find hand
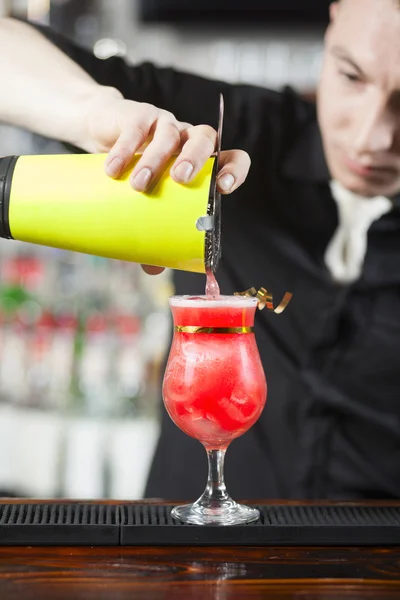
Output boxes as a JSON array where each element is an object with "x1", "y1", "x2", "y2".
[
  {"x1": 85, "y1": 90, "x2": 250, "y2": 193},
  {"x1": 84, "y1": 88, "x2": 251, "y2": 275}
]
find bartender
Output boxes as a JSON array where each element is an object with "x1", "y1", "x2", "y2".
[{"x1": 0, "y1": 0, "x2": 399, "y2": 500}]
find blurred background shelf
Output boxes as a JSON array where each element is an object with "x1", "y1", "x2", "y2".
[{"x1": 0, "y1": 242, "x2": 170, "y2": 498}]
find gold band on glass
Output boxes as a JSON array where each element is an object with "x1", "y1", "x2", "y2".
[{"x1": 174, "y1": 326, "x2": 254, "y2": 334}]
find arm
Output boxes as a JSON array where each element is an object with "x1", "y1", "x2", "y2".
[
  {"x1": 22, "y1": 21, "x2": 235, "y2": 131},
  {"x1": 0, "y1": 18, "x2": 120, "y2": 151},
  {"x1": 0, "y1": 18, "x2": 249, "y2": 196}
]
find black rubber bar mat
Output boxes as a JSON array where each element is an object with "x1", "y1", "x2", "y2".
[
  {"x1": 1, "y1": 503, "x2": 400, "y2": 545},
  {"x1": 120, "y1": 504, "x2": 400, "y2": 546},
  {"x1": 0, "y1": 503, "x2": 119, "y2": 545}
]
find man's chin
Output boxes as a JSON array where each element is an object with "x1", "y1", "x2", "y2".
[
  {"x1": 340, "y1": 178, "x2": 378, "y2": 197},
  {"x1": 334, "y1": 171, "x2": 399, "y2": 198}
]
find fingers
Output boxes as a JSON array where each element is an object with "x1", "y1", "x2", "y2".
[
  {"x1": 216, "y1": 149, "x2": 251, "y2": 194},
  {"x1": 104, "y1": 103, "x2": 159, "y2": 179},
  {"x1": 102, "y1": 100, "x2": 250, "y2": 196},
  {"x1": 129, "y1": 119, "x2": 181, "y2": 191},
  {"x1": 170, "y1": 124, "x2": 217, "y2": 184},
  {"x1": 141, "y1": 265, "x2": 165, "y2": 275}
]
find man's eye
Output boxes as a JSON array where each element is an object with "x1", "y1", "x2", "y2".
[{"x1": 341, "y1": 71, "x2": 360, "y2": 83}]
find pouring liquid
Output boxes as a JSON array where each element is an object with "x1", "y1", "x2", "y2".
[{"x1": 205, "y1": 268, "x2": 220, "y2": 299}]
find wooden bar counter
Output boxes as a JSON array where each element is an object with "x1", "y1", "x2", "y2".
[{"x1": 0, "y1": 499, "x2": 399, "y2": 599}]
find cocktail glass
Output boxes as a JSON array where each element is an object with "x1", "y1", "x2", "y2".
[{"x1": 162, "y1": 295, "x2": 267, "y2": 525}]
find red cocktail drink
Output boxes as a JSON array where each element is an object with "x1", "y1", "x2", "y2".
[{"x1": 164, "y1": 295, "x2": 266, "y2": 448}]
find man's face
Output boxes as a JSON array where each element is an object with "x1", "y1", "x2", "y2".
[{"x1": 317, "y1": 0, "x2": 400, "y2": 197}]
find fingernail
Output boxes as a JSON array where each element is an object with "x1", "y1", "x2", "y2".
[
  {"x1": 218, "y1": 173, "x2": 235, "y2": 192},
  {"x1": 105, "y1": 156, "x2": 123, "y2": 177},
  {"x1": 173, "y1": 161, "x2": 194, "y2": 183},
  {"x1": 132, "y1": 167, "x2": 152, "y2": 191}
]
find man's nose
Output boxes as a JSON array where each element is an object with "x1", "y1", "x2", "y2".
[{"x1": 353, "y1": 99, "x2": 394, "y2": 155}]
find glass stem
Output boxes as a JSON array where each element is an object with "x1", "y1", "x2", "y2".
[{"x1": 197, "y1": 448, "x2": 231, "y2": 507}]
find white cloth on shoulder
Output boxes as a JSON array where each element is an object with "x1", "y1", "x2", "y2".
[{"x1": 324, "y1": 180, "x2": 392, "y2": 284}]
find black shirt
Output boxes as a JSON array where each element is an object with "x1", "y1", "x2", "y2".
[{"x1": 35, "y1": 26, "x2": 400, "y2": 500}]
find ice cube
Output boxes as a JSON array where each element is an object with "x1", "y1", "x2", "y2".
[{"x1": 180, "y1": 414, "x2": 233, "y2": 444}]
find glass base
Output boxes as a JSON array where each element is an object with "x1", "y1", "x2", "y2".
[{"x1": 171, "y1": 498, "x2": 260, "y2": 526}]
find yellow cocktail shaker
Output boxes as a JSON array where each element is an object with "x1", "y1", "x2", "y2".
[{"x1": 0, "y1": 152, "x2": 221, "y2": 273}]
